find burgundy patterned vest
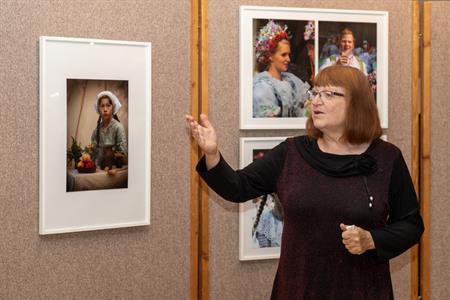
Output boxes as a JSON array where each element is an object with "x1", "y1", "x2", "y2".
[{"x1": 271, "y1": 138, "x2": 396, "y2": 300}]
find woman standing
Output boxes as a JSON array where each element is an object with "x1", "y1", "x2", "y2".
[
  {"x1": 186, "y1": 65, "x2": 423, "y2": 299},
  {"x1": 253, "y1": 20, "x2": 310, "y2": 118}
]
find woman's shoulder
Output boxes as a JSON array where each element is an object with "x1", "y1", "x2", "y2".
[
  {"x1": 372, "y1": 137, "x2": 400, "y2": 150},
  {"x1": 253, "y1": 71, "x2": 271, "y2": 82},
  {"x1": 281, "y1": 72, "x2": 300, "y2": 80},
  {"x1": 283, "y1": 135, "x2": 310, "y2": 150},
  {"x1": 368, "y1": 138, "x2": 402, "y2": 160},
  {"x1": 291, "y1": 135, "x2": 309, "y2": 142},
  {"x1": 281, "y1": 72, "x2": 310, "y2": 88},
  {"x1": 253, "y1": 71, "x2": 278, "y2": 92}
]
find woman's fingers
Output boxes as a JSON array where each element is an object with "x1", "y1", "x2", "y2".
[
  {"x1": 340, "y1": 223, "x2": 350, "y2": 232},
  {"x1": 199, "y1": 113, "x2": 212, "y2": 128},
  {"x1": 340, "y1": 223, "x2": 365, "y2": 255},
  {"x1": 185, "y1": 114, "x2": 195, "y2": 124},
  {"x1": 185, "y1": 115, "x2": 195, "y2": 131},
  {"x1": 186, "y1": 114, "x2": 218, "y2": 155},
  {"x1": 186, "y1": 116, "x2": 200, "y2": 145},
  {"x1": 186, "y1": 114, "x2": 209, "y2": 131},
  {"x1": 186, "y1": 115, "x2": 201, "y2": 135}
]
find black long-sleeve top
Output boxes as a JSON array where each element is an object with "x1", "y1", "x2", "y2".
[{"x1": 197, "y1": 136, "x2": 424, "y2": 263}]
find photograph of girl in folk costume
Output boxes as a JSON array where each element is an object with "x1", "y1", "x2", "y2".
[
  {"x1": 251, "y1": 149, "x2": 284, "y2": 249},
  {"x1": 252, "y1": 19, "x2": 311, "y2": 118},
  {"x1": 66, "y1": 79, "x2": 129, "y2": 192}
]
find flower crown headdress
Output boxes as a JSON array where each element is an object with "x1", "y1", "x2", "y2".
[{"x1": 255, "y1": 20, "x2": 290, "y2": 65}]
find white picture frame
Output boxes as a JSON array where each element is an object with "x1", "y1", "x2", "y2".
[
  {"x1": 240, "y1": 6, "x2": 388, "y2": 129},
  {"x1": 239, "y1": 137, "x2": 287, "y2": 260},
  {"x1": 39, "y1": 36, "x2": 151, "y2": 234}
]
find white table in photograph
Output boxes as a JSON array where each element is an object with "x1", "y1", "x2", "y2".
[{"x1": 67, "y1": 166, "x2": 128, "y2": 191}]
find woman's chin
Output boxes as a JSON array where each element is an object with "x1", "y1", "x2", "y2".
[
  {"x1": 276, "y1": 66, "x2": 288, "y2": 73},
  {"x1": 312, "y1": 119, "x2": 325, "y2": 130}
]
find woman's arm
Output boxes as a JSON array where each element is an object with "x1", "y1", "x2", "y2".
[
  {"x1": 195, "y1": 143, "x2": 287, "y2": 203},
  {"x1": 369, "y1": 153, "x2": 424, "y2": 262},
  {"x1": 186, "y1": 114, "x2": 287, "y2": 203}
]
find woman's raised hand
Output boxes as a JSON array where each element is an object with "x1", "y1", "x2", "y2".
[
  {"x1": 186, "y1": 114, "x2": 220, "y2": 169},
  {"x1": 186, "y1": 113, "x2": 218, "y2": 154}
]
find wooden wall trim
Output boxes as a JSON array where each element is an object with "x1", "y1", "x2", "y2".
[
  {"x1": 410, "y1": 1, "x2": 420, "y2": 299},
  {"x1": 190, "y1": 0, "x2": 200, "y2": 298},
  {"x1": 199, "y1": 1, "x2": 209, "y2": 299},
  {"x1": 420, "y1": 2, "x2": 431, "y2": 299},
  {"x1": 411, "y1": 1, "x2": 431, "y2": 299},
  {"x1": 191, "y1": 0, "x2": 209, "y2": 299}
]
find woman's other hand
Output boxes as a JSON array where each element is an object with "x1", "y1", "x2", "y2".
[
  {"x1": 186, "y1": 113, "x2": 220, "y2": 169},
  {"x1": 340, "y1": 223, "x2": 375, "y2": 255}
]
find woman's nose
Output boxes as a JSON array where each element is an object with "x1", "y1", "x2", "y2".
[{"x1": 311, "y1": 95, "x2": 322, "y2": 105}]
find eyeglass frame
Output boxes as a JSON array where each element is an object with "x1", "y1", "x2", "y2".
[{"x1": 307, "y1": 89, "x2": 345, "y2": 101}]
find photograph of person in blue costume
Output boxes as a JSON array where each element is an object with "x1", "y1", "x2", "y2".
[{"x1": 253, "y1": 19, "x2": 311, "y2": 118}]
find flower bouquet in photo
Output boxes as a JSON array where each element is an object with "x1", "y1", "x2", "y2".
[
  {"x1": 76, "y1": 153, "x2": 96, "y2": 173},
  {"x1": 67, "y1": 137, "x2": 97, "y2": 173}
]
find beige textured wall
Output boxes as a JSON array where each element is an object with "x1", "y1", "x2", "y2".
[
  {"x1": 208, "y1": 0, "x2": 415, "y2": 299},
  {"x1": 3, "y1": 1, "x2": 446, "y2": 299},
  {"x1": 430, "y1": 1, "x2": 450, "y2": 299},
  {"x1": 0, "y1": 1, "x2": 191, "y2": 299}
]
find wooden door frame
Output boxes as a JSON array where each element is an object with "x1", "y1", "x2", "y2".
[
  {"x1": 190, "y1": 0, "x2": 209, "y2": 299},
  {"x1": 411, "y1": 1, "x2": 430, "y2": 299}
]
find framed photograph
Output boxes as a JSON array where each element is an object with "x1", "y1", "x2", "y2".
[
  {"x1": 239, "y1": 137, "x2": 287, "y2": 260},
  {"x1": 240, "y1": 6, "x2": 388, "y2": 129},
  {"x1": 39, "y1": 36, "x2": 151, "y2": 234}
]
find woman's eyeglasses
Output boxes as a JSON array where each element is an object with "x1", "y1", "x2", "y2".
[{"x1": 307, "y1": 89, "x2": 345, "y2": 101}]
